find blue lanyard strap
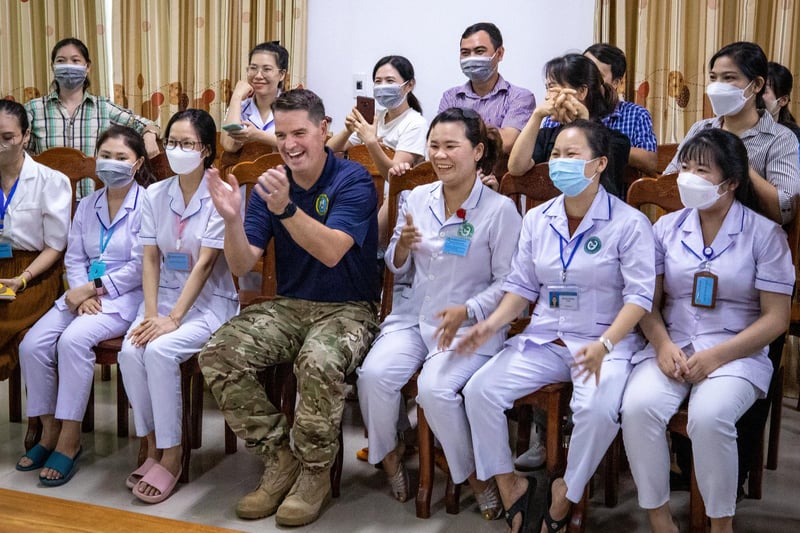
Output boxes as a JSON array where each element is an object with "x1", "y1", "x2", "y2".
[
  {"x1": 0, "y1": 178, "x2": 20, "y2": 229},
  {"x1": 558, "y1": 233, "x2": 584, "y2": 282}
]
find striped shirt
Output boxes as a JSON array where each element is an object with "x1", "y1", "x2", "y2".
[
  {"x1": 665, "y1": 111, "x2": 800, "y2": 224},
  {"x1": 24, "y1": 91, "x2": 154, "y2": 156},
  {"x1": 542, "y1": 100, "x2": 657, "y2": 152},
  {"x1": 437, "y1": 75, "x2": 535, "y2": 132}
]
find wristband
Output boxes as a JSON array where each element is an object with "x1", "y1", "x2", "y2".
[
  {"x1": 16, "y1": 275, "x2": 27, "y2": 292},
  {"x1": 168, "y1": 314, "x2": 181, "y2": 328}
]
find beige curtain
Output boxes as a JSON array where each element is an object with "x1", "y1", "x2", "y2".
[
  {"x1": 0, "y1": 0, "x2": 108, "y2": 103},
  {"x1": 596, "y1": 0, "x2": 800, "y2": 144},
  {"x1": 112, "y1": 0, "x2": 308, "y2": 129}
]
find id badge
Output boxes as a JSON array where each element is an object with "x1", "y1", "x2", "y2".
[
  {"x1": 546, "y1": 283, "x2": 579, "y2": 310},
  {"x1": 692, "y1": 271, "x2": 717, "y2": 308},
  {"x1": 0, "y1": 242, "x2": 12, "y2": 259},
  {"x1": 88, "y1": 260, "x2": 107, "y2": 280},
  {"x1": 165, "y1": 252, "x2": 192, "y2": 271},
  {"x1": 443, "y1": 236, "x2": 470, "y2": 257}
]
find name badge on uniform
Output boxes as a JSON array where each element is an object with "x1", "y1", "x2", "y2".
[
  {"x1": 692, "y1": 271, "x2": 717, "y2": 308},
  {"x1": 443, "y1": 236, "x2": 470, "y2": 256},
  {"x1": 0, "y1": 242, "x2": 12, "y2": 259},
  {"x1": 88, "y1": 260, "x2": 107, "y2": 280},
  {"x1": 165, "y1": 252, "x2": 192, "y2": 271},
  {"x1": 547, "y1": 283, "x2": 579, "y2": 310}
]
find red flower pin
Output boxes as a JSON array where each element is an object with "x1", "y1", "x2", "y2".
[{"x1": 456, "y1": 208, "x2": 467, "y2": 220}]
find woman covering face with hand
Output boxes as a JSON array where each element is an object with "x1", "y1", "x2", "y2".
[
  {"x1": 357, "y1": 108, "x2": 521, "y2": 520},
  {"x1": 118, "y1": 109, "x2": 239, "y2": 504},
  {"x1": 16, "y1": 126, "x2": 154, "y2": 486},
  {"x1": 622, "y1": 129, "x2": 793, "y2": 533}
]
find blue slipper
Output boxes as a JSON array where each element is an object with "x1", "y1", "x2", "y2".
[
  {"x1": 39, "y1": 448, "x2": 82, "y2": 487},
  {"x1": 16, "y1": 444, "x2": 52, "y2": 471}
]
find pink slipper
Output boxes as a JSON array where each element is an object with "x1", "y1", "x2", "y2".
[
  {"x1": 133, "y1": 463, "x2": 182, "y2": 504},
  {"x1": 126, "y1": 457, "x2": 159, "y2": 489}
]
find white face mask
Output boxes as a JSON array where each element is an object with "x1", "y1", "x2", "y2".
[
  {"x1": 165, "y1": 146, "x2": 203, "y2": 174},
  {"x1": 677, "y1": 172, "x2": 728, "y2": 210},
  {"x1": 705, "y1": 80, "x2": 753, "y2": 117}
]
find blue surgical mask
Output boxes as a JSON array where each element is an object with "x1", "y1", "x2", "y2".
[
  {"x1": 460, "y1": 52, "x2": 497, "y2": 83},
  {"x1": 373, "y1": 82, "x2": 408, "y2": 110},
  {"x1": 54, "y1": 64, "x2": 88, "y2": 91},
  {"x1": 548, "y1": 157, "x2": 598, "y2": 197}
]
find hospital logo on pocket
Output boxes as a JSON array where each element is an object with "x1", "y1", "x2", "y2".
[
  {"x1": 457, "y1": 221, "x2": 474, "y2": 238},
  {"x1": 584, "y1": 236, "x2": 602, "y2": 254},
  {"x1": 315, "y1": 194, "x2": 329, "y2": 216}
]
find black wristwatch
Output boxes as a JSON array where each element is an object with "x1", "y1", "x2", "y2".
[
  {"x1": 275, "y1": 202, "x2": 297, "y2": 220},
  {"x1": 94, "y1": 277, "x2": 105, "y2": 296}
]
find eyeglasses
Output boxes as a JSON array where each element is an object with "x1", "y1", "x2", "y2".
[
  {"x1": 246, "y1": 65, "x2": 281, "y2": 77},
  {"x1": 164, "y1": 139, "x2": 203, "y2": 152}
]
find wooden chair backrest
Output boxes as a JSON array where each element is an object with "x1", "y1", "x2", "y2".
[
  {"x1": 625, "y1": 173, "x2": 683, "y2": 223},
  {"x1": 656, "y1": 143, "x2": 679, "y2": 175},
  {"x1": 219, "y1": 141, "x2": 274, "y2": 177},
  {"x1": 347, "y1": 143, "x2": 394, "y2": 179},
  {"x1": 230, "y1": 153, "x2": 285, "y2": 306},
  {"x1": 380, "y1": 161, "x2": 437, "y2": 321},
  {"x1": 33, "y1": 147, "x2": 101, "y2": 216},
  {"x1": 498, "y1": 163, "x2": 561, "y2": 216}
]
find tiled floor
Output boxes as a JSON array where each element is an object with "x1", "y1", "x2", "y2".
[{"x1": 0, "y1": 371, "x2": 798, "y2": 532}]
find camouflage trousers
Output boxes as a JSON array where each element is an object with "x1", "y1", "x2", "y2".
[{"x1": 199, "y1": 297, "x2": 378, "y2": 469}]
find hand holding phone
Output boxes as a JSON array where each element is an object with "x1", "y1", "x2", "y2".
[
  {"x1": 222, "y1": 123, "x2": 245, "y2": 133},
  {"x1": 356, "y1": 96, "x2": 375, "y2": 125}
]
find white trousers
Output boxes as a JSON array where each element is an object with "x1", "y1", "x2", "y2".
[
  {"x1": 118, "y1": 307, "x2": 214, "y2": 449},
  {"x1": 464, "y1": 343, "x2": 630, "y2": 503},
  {"x1": 621, "y1": 357, "x2": 756, "y2": 518},
  {"x1": 358, "y1": 326, "x2": 490, "y2": 483},
  {"x1": 19, "y1": 305, "x2": 130, "y2": 421}
]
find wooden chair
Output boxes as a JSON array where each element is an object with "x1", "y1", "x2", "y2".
[
  {"x1": 218, "y1": 141, "x2": 273, "y2": 178},
  {"x1": 656, "y1": 143, "x2": 679, "y2": 175},
  {"x1": 498, "y1": 163, "x2": 561, "y2": 215},
  {"x1": 148, "y1": 152, "x2": 174, "y2": 182},
  {"x1": 346, "y1": 144, "x2": 394, "y2": 179}
]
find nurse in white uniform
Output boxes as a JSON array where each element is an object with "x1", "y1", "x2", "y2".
[
  {"x1": 357, "y1": 108, "x2": 521, "y2": 518},
  {"x1": 621, "y1": 129, "x2": 793, "y2": 533},
  {"x1": 119, "y1": 110, "x2": 239, "y2": 504},
  {"x1": 18, "y1": 126, "x2": 154, "y2": 486},
  {"x1": 460, "y1": 119, "x2": 655, "y2": 533}
]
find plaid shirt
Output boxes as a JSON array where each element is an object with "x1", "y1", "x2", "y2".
[
  {"x1": 438, "y1": 75, "x2": 535, "y2": 132},
  {"x1": 24, "y1": 91, "x2": 154, "y2": 156},
  {"x1": 542, "y1": 100, "x2": 657, "y2": 152}
]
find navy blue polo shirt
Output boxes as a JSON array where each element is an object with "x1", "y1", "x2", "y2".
[{"x1": 244, "y1": 147, "x2": 378, "y2": 302}]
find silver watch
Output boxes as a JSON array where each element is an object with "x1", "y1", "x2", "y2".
[{"x1": 599, "y1": 336, "x2": 614, "y2": 353}]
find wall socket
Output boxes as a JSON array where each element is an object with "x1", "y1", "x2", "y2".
[{"x1": 353, "y1": 73, "x2": 367, "y2": 97}]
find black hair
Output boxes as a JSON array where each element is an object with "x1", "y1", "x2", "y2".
[
  {"x1": 709, "y1": 41, "x2": 767, "y2": 108},
  {"x1": 50, "y1": 37, "x2": 91, "y2": 92},
  {"x1": 544, "y1": 54, "x2": 618, "y2": 120},
  {"x1": 584, "y1": 43, "x2": 627, "y2": 80},
  {"x1": 0, "y1": 99, "x2": 30, "y2": 132},
  {"x1": 767, "y1": 61, "x2": 798, "y2": 129},
  {"x1": 461, "y1": 22, "x2": 503, "y2": 50},
  {"x1": 372, "y1": 55, "x2": 422, "y2": 113},
  {"x1": 249, "y1": 42, "x2": 290, "y2": 90},
  {"x1": 164, "y1": 109, "x2": 217, "y2": 169},
  {"x1": 677, "y1": 128, "x2": 760, "y2": 213},
  {"x1": 427, "y1": 107, "x2": 502, "y2": 176},
  {"x1": 272, "y1": 88, "x2": 326, "y2": 125},
  {"x1": 95, "y1": 125, "x2": 157, "y2": 186},
  {"x1": 559, "y1": 119, "x2": 616, "y2": 193}
]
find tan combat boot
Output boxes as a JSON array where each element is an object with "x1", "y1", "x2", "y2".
[
  {"x1": 235, "y1": 446, "x2": 300, "y2": 519},
  {"x1": 274, "y1": 466, "x2": 332, "y2": 526}
]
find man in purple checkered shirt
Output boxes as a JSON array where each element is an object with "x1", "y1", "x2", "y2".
[
  {"x1": 438, "y1": 22, "x2": 535, "y2": 155},
  {"x1": 542, "y1": 43, "x2": 659, "y2": 175}
]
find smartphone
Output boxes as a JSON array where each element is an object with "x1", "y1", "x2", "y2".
[
  {"x1": 356, "y1": 96, "x2": 375, "y2": 124},
  {"x1": 222, "y1": 123, "x2": 245, "y2": 132}
]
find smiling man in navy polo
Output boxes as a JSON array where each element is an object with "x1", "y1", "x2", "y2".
[{"x1": 201, "y1": 88, "x2": 379, "y2": 526}]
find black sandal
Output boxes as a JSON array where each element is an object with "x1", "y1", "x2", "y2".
[
  {"x1": 542, "y1": 478, "x2": 572, "y2": 532},
  {"x1": 504, "y1": 476, "x2": 538, "y2": 533}
]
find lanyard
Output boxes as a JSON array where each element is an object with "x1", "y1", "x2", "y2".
[
  {"x1": 0, "y1": 178, "x2": 20, "y2": 233},
  {"x1": 99, "y1": 223, "x2": 115, "y2": 254},
  {"x1": 175, "y1": 214, "x2": 188, "y2": 250},
  {"x1": 557, "y1": 232, "x2": 584, "y2": 282}
]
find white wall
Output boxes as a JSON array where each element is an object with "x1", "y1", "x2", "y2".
[{"x1": 307, "y1": 0, "x2": 596, "y2": 130}]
